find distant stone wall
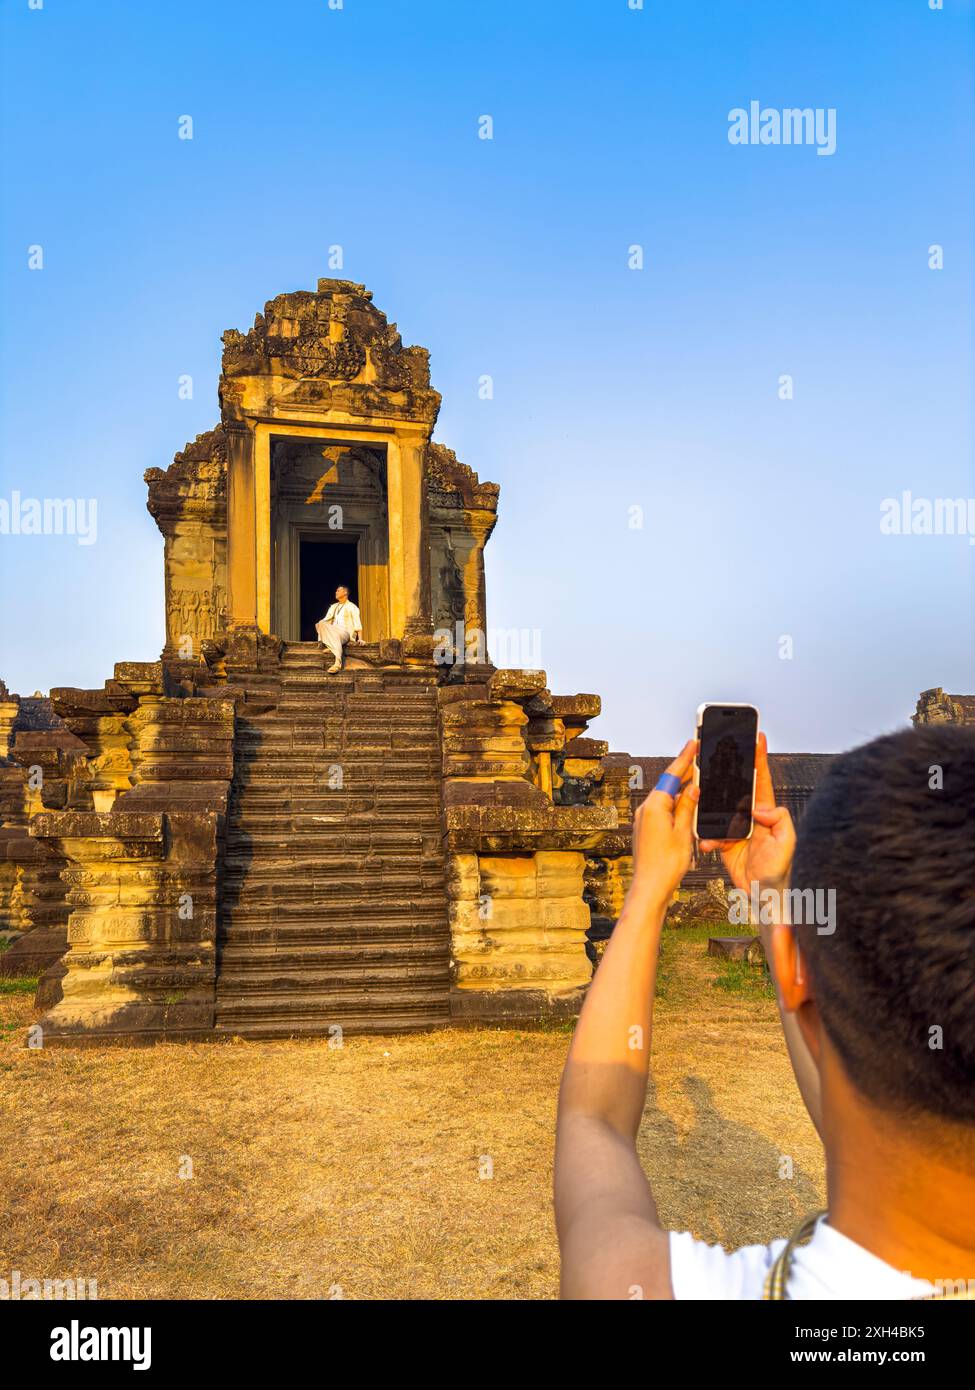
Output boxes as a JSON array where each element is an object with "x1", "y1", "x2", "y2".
[
  {"x1": 602, "y1": 751, "x2": 835, "y2": 886},
  {"x1": 913, "y1": 687, "x2": 975, "y2": 727}
]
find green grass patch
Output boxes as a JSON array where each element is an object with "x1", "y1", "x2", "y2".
[
  {"x1": 656, "y1": 919, "x2": 770, "y2": 1004},
  {"x1": 0, "y1": 975, "x2": 39, "y2": 996},
  {"x1": 663, "y1": 920, "x2": 728, "y2": 944},
  {"x1": 711, "y1": 957, "x2": 775, "y2": 1000},
  {"x1": 529, "y1": 1016, "x2": 578, "y2": 1036}
]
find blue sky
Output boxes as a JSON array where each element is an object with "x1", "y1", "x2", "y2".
[{"x1": 1, "y1": 0, "x2": 973, "y2": 755}]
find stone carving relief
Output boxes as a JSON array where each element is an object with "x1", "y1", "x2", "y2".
[{"x1": 167, "y1": 587, "x2": 228, "y2": 644}]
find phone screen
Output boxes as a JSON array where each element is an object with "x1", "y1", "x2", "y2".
[{"x1": 695, "y1": 704, "x2": 758, "y2": 841}]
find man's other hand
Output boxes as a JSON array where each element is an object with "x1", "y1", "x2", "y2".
[
  {"x1": 629, "y1": 739, "x2": 699, "y2": 908},
  {"x1": 698, "y1": 732, "x2": 796, "y2": 893}
]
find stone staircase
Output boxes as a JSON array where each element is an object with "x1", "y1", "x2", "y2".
[{"x1": 214, "y1": 643, "x2": 451, "y2": 1038}]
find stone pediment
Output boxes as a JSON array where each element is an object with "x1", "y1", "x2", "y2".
[{"x1": 219, "y1": 279, "x2": 441, "y2": 426}]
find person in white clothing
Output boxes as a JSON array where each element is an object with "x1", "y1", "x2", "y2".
[
  {"x1": 315, "y1": 585, "x2": 362, "y2": 673},
  {"x1": 555, "y1": 724, "x2": 975, "y2": 1300}
]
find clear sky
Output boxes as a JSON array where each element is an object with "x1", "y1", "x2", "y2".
[{"x1": 1, "y1": 0, "x2": 973, "y2": 756}]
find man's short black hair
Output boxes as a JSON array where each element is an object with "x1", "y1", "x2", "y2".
[{"x1": 791, "y1": 724, "x2": 975, "y2": 1123}]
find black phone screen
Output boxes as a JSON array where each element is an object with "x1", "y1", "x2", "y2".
[{"x1": 696, "y1": 705, "x2": 758, "y2": 841}]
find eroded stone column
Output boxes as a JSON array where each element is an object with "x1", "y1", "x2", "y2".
[
  {"x1": 463, "y1": 511, "x2": 494, "y2": 637},
  {"x1": 388, "y1": 432, "x2": 433, "y2": 651},
  {"x1": 226, "y1": 423, "x2": 258, "y2": 627}
]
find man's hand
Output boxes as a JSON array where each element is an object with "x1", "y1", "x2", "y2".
[
  {"x1": 698, "y1": 732, "x2": 796, "y2": 893},
  {"x1": 630, "y1": 740, "x2": 699, "y2": 908}
]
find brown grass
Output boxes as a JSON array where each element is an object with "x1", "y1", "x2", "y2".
[{"x1": 0, "y1": 931, "x2": 824, "y2": 1300}]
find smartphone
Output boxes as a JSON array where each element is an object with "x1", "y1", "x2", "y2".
[{"x1": 693, "y1": 702, "x2": 759, "y2": 841}]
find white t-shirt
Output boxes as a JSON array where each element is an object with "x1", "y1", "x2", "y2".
[
  {"x1": 323, "y1": 600, "x2": 361, "y2": 636},
  {"x1": 669, "y1": 1217, "x2": 938, "y2": 1299}
]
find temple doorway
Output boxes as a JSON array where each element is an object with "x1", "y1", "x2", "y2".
[
  {"x1": 270, "y1": 438, "x2": 390, "y2": 642},
  {"x1": 298, "y1": 538, "x2": 359, "y2": 641}
]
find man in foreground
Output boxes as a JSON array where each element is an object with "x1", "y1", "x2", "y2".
[
  {"x1": 555, "y1": 725, "x2": 975, "y2": 1298},
  {"x1": 315, "y1": 584, "x2": 363, "y2": 673}
]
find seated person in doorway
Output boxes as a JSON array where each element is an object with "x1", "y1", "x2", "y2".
[{"x1": 315, "y1": 585, "x2": 362, "y2": 673}]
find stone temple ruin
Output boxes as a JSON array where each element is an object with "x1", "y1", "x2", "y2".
[
  {"x1": 2, "y1": 278, "x2": 970, "y2": 1043},
  {"x1": 0, "y1": 279, "x2": 632, "y2": 1041}
]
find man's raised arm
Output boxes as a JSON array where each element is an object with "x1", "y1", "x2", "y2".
[
  {"x1": 554, "y1": 740, "x2": 699, "y2": 1300},
  {"x1": 554, "y1": 731, "x2": 803, "y2": 1299}
]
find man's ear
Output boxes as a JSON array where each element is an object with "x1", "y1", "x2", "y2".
[
  {"x1": 770, "y1": 923, "x2": 823, "y2": 1066},
  {"x1": 769, "y1": 924, "x2": 813, "y2": 1014}
]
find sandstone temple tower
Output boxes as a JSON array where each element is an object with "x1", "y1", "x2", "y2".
[{"x1": 0, "y1": 279, "x2": 631, "y2": 1042}]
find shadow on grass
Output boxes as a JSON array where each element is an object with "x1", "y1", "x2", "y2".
[{"x1": 643, "y1": 1073, "x2": 823, "y2": 1247}]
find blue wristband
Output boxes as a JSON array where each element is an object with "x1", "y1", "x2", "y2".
[{"x1": 655, "y1": 772, "x2": 683, "y2": 798}]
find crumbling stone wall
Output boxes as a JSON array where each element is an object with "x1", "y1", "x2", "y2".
[
  {"x1": 145, "y1": 428, "x2": 228, "y2": 661},
  {"x1": 29, "y1": 664, "x2": 234, "y2": 1042},
  {"x1": 439, "y1": 667, "x2": 617, "y2": 1022},
  {"x1": 447, "y1": 851, "x2": 591, "y2": 1012},
  {"x1": 0, "y1": 684, "x2": 88, "y2": 978}
]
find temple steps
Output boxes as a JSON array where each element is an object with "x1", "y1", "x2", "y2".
[
  {"x1": 227, "y1": 816, "x2": 439, "y2": 837},
  {"x1": 215, "y1": 662, "x2": 450, "y2": 1038},
  {"x1": 226, "y1": 796, "x2": 440, "y2": 816},
  {"x1": 223, "y1": 815, "x2": 441, "y2": 840},
  {"x1": 228, "y1": 758, "x2": 439, "y2": 773},
  {"x1": 227, "y1": 770, "x2": 436, "y2": 787},
  {"x1": 222, "y1": 873, "x2": 443, "y2": 897},
  {"x1": 213, "y1": 1003, "x2": 449, "y2": 1039},
  {"x1": 222, "y1": 863, "x2": 444, "y2": 882},
  {"x1": 263, "y1": 722, "x2": 435, "y2": 738},
  {"x1": 224, "y1": 825, "x2": 440, "y2": 843},
  {"x1": 232, "y1": 734, "x2": 439, "y2": 750},
  {"x1": 223, "y1": 828, "x2": 433, "y2": 851},
  {"x1": 230, "y1": 752, "x2": 438, "y2": 763},
  {"x1": 221, "y1": 904, "x2": 445, "y2": 924},
  {"x1": 214, "y1": 915, "x2": 448, "y2": 941},
  {"x1": 217, "y1": 951, "x2": 449, "y2": 986},
  {"x1": 267, "y1": 712, "x2": 436, "y2": 722}
]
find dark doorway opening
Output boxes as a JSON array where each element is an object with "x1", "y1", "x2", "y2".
[{"x1": 299, "y1": 538, "x2": 359, "y2": 641}]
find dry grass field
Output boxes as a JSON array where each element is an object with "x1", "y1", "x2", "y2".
[{"x1": 0, "y1": 926, "x2": 824, "y2": 1300}]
